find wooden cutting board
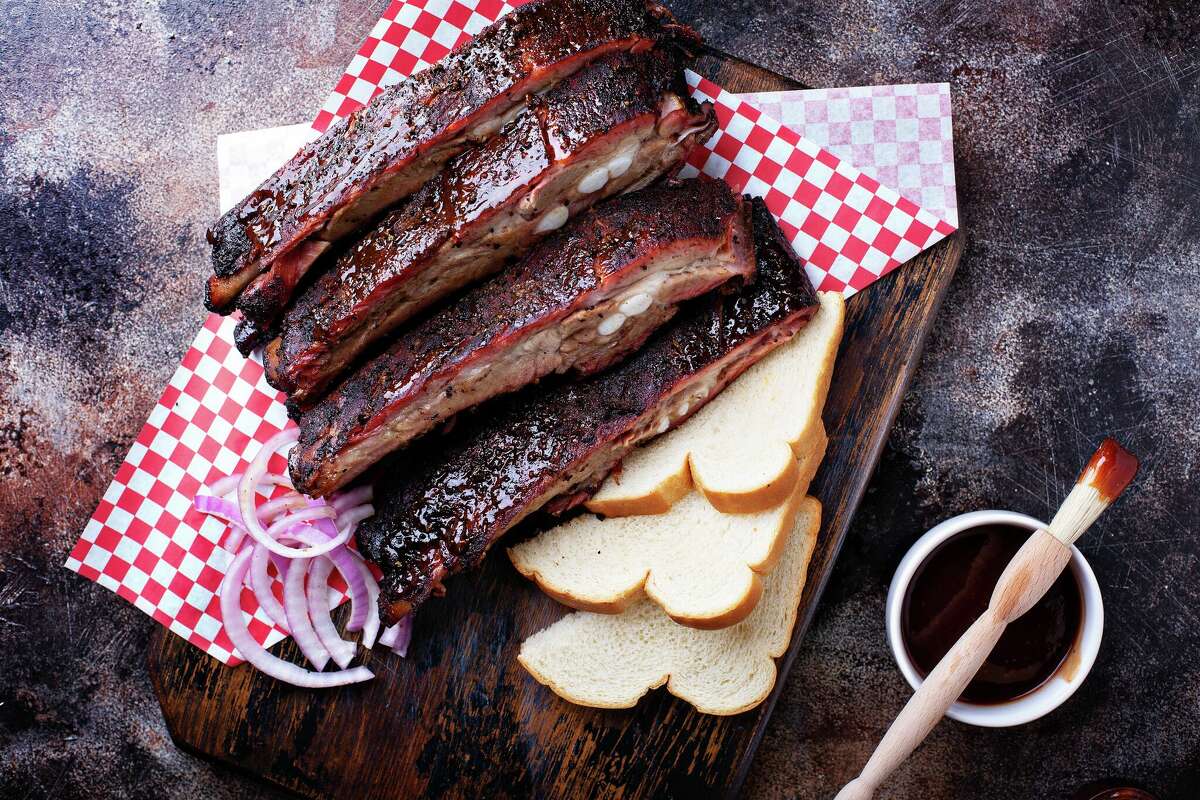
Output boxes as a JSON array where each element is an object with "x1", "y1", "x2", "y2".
[{"x1": 147, "y1": 48, "x2": 964, "y2": 799}]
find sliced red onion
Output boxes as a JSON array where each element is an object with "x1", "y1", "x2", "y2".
[
  {"x1": 201, "y1": 431, "x2": 401, "y2": 681},
  {"x1": 283, "y1": 518, "x2": 355, "y2": 559},
  {"x1": 238, "y1": 429, "x2": 343, "y2": 560},
  {"x1": 249, "y1": 543, "x2": 290, "y2": 632},
  {"x1": 310, "y1": 507, "x2": 369, "y2": 632},
  {"x1": 306, "y1": 557, "x2": 356, "y2": 669},
  {"x1": 308, "y1": 504, "x2": 339, "y2": 540},
  {"x1": 225, "y1": 524, "x2": 248, "y2": 553},
  {"x1": 320, "y1": 549, "x2": 381, "y2": 649},
  {"x1": 377, "y1": 616, "x2": 412, "y2": 657},
  {"x1": 265, "y1": 506, "x2": 336, "y2": 542},
  {"x1": 196, "y1": 493, "x2": 306, "y2": 556},
  {"x1": 285, "y1": 522, "x2": 372, "y2": 635},
  {"x1": 340, "y1": 562, "x2": 370, "y2": 633},
  {"x1": 353, "y1": 552, "x2": 382, "y2": 649},
  {"x1": 257, "y1": 493, "x2": 309, "y2": 522},
  {"x1": 194, "y1": 491, "x2": 312, "y2": 534},
  {"x1": 203, "y1": 505, "x2": 371, "y2": 647},
  {"x1": 193, "y1": 496, "x2": 250, "y2": 552},
  {"x1": 330, "y1": 485, "x2": 373, "y2": 513},
  {"x1": 207, "y1": 473, "x2": 242, "y2": 498},
  {"x1": 195, "y1": 495, "x2": 287, "y2": 553},
  {"x1": 218, "y1": 548, "x2": 372, "y2": 688},
  {"x1": 268, "y1": 551, "x2": 291, "y2": 581},
  {"x1": 336, "y1": 504, "x2": 375, "y2": 532},
  {"x1": 378, "y1": 624, "x2": 399, "y2": 648},
  {"x1": 281, "y1": 540, "x2": 331, "y2": 669},
  {"x1": 208, "y1": 471, "x2": 293, "y2": 498},
  {"x1": 389, "y1": 616, "x2": 413, "y2": 657},
  {"x1": 260, "y1": 508, "x2": 354, "y2": 559},
  {"x1": 194, "y1": 494, "x2": 240, "y2": 523},
  {"x1": 197, "y1": 493, "x2": 306, "y2": 526}
]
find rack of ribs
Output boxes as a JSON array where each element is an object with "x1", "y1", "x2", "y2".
[
  {"x1": 263, "y1": 46, "x2": 715, "y2": 405},
  {"x1": 289, "y1": 177, "x2": 754, "y2": 497},
  {"x1": 205, "y1": 0, "x2": 694, "y2": 352},
  {"x1": 354, "y1": 198, "x2": 821, "y2": 622}
]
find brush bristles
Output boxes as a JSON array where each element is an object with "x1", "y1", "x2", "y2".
[
  {"x1": 1048, "y1": 483, "x2": 1109, "y2": 546},
  {"x1": 1080, "y1": 437, "x2": 1139, "y2": 501}
]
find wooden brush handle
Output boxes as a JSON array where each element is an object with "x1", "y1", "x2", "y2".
[
  {"x1": 838, "y1": 439, "x2": 1135, "y2": 799},
  {"x1": 835, "y1": 530, "x2": 1072, "y2": 800}
]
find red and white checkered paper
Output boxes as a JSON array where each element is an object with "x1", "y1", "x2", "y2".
[
  {"x1": 67, "y1": 0, "x2": 957, "y2": 663},
  {"x1": 740, "y1": 84, "x2": 958, "y2": 228}
]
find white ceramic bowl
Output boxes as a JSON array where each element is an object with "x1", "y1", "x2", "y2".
[{"x1": 885, "y1": 509, "x2": 1104, "y2": 727}]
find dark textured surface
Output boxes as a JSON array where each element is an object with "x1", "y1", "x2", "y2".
[{"x1": 0, "y1": 1, "x2": 1196, "y2": 799}]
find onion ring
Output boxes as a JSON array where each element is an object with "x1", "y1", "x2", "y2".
[
  {"x1": 306, "y1": 557, "x2": 356, "y2": 668},
  {"x1": 237, "y1": 429, "x2": 355, "y2": 559},
  {"x1": 281, "y1": 539, "x2": 332, "y2": 669},
  {"x1": 335, "y1": 504, "x2": 376, "y2": 532},
  {"x1": 249, "y1": 543, "x2": 290, "y2": 632},
  {"x1": 208, "y1": 471, "x2": 293, "y2": 498},
  {"x1": 330, "y1": 485, "x2": 373, "y2": 513},
  {"x1": 218, "y1": 548, "x2": 372, "y2": 688},
  {"x1": 265, "y1": 506, "x2": 336, "y2": 541}
]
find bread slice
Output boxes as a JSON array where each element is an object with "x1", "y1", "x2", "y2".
[
  {"x1": 518, "y1": 496, "x2": 821, "y2": 715},
  {"x1": 509, "y1": 426, "x2": 826, "y2": 628},
  {"x1": 585, "y1": 291, "x2": 844, "y2": 516}
]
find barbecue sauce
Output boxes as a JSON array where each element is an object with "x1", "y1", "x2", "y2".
[
  {"x1": 1071, "y1": 781, "x2": 1158, "y2": 800},
  {"x1": 900, "y1": 523, "x2": 1083, "y2": 704}
]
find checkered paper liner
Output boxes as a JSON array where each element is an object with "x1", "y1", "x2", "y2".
[
  {"x1": 66, "y1": 318, "x2": 293, "y2": 661},
  {"x1": 67, "y1": 0, "x2": 957, "y2": 663},
  {"x1": 679, "y1": 73, "x2": 954, "y2": 293},
  {"x1": 312, "y1": 0, "x2": 955, "y2": 292},
  {"x1": 739, "y1": 84, "x2": 958, "y2": 228}
]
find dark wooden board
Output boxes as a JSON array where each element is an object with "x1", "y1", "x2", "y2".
[{"x1": 147, "y1": 48, "x2": 964, "y2": 800}]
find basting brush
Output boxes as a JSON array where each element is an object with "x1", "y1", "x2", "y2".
[{"x1": 835, "y1": 438, "x2": 1139, "y2": 800}]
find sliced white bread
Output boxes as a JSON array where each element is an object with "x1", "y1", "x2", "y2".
[
  {"x1": 585, "y1": 291, "x2": 844, "y2": 516},
  {"x1": 509, "y1": 426, "x2": 826, "y2": 628},
  {"x1": 518, "y1": 496, "x2": 821, "y2": 715}
]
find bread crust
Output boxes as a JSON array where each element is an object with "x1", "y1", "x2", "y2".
[
  {"x1": 582, "y1": 453, "x2": 692, "y2": 516},
  {"x1": 585, "y1": 292, "x2": 845, "y2": 516},
  {"x1": 517, "y1": 497, "x2": 823, "y2": 715},
  {"x1": 510, "y1": 431, "x2": 826, "y2": 629},
  {"x1": 691, "y1": 440, "x2": 797, "y2": 513}
]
